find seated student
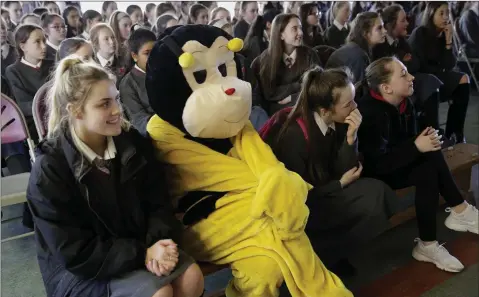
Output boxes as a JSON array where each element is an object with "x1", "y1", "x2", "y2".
[
  {"x1": 358, "y1": 57, "x2": 478, "y2": 272},
  {"x1": 299, "y1": 3, "x2": 325, "y2": 48},
  {"x1": 5, "y1": 24, "x2": 54, "y2": 141},
  {"x1": 127, "y1": 5, "x2": 144, "y2": 26},
  {"x1": 187, "y1": 4, "x2": 209, "y2": 25},
  {"x1": 56, "y1": 37, "x2": 94, "y2": 62},
  {"x1": 210, "y1": 6, "x2": 231, "y2": 23},
  {"x1": 153, "y1": 13, "x2": 178, "y2": 37},
  {"x1": 63, "y1": 5, "x2": 81, "y2": 38},
  {"x1": 43, "y1": 1, "x2": 61, "y2": 15},
  {"x1": 80, "y1": 10, "x2": 102, "y2": 40},
  {"x1": 325, "y1": 1, "x2": 351, "y2": 49},
  {"x1": 19, "y1": 13, "x2": 41, "y2": 26},
  {"x1": 27, "y1": 56, "x2": 204, "y2": 297},
  {"x1": 155, "y1": 2, "x2": 176, "y2": 20},
  {"x1": 102, "y1": 1, "x2": 118, "y2": 22},
  {"x1": 326, "y1": 11, "x2": 386, "y2": 84},
  {"x1": 260, "y1": 66, "x2": 398, "y2": 274},
  {"x1": 373, "y1": 4, "x2": 443, "y2": 133},
  {"x1": 252, "y1": 13, "x2": 320, "y2": 116},
  {"x1": 41, "y1": 13, "x2": 67, "y2": 61},
  {"x1": 143, "y1": 3, "x2": 156, "y2": 29},
  {"x1": 2, "y1": 1, "x2": 22, "y2": 31},
  {"x1": 1, "y1": 17, "x2": 17, "y2": 76},
  {"x1": 408, "y1": 2, "x2": 470, "y2": 144},
  {"x1": 119, "y1": 28, "x2": 155, "y2": 136},
  {"x1": 234, "y1": 1, "x2": 258, "y2": 40},
  {"x1": 459, "y1": 2, "x2": 479, "y2": 58},
  {"x1": 90, "y1": 23, "x2": 126, "y2": 84},
  {"x1": 109, "y1": 11, "x2": 132, "y2": 70}
]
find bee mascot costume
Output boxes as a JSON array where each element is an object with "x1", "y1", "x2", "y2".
[{"x1": 146, "y1": 25, "x2": 353, "y2": 297}]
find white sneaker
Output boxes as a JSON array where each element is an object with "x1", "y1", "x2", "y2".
[
  {"x1": 444, "y1": 203, "x2": 479, "y2": 234},
  {"x1": 412, "y1": 239, "x2": 464, "y2": 272}
]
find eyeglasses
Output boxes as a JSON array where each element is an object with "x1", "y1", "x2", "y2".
[{"x1": 49, "y1": 25, "x2": 67, "y2": 31}]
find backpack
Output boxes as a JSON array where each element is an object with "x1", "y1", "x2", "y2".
[{"x1": 259, "y1": 107, "x2": 309, "y2": 143}]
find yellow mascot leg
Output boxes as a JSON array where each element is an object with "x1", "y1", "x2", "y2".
[{"x1": 225, "y1": 255, "x2": 283, "y2": 297}]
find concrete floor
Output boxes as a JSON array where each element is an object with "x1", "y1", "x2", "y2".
[{"x1": 1, "y1": 91, "x2": 478, "y2": 297}]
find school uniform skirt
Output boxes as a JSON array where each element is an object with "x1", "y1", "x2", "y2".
[
  {"x1": 109, "y1": 249, "x2": 195, "y2": 297},
  {"x1": 436, "y1": 70, "x2": 466, "y2": 99}
]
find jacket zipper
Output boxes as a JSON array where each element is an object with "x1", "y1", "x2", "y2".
[{"x1": 83, "y1": 184, "x2": 119, "y2": 237}]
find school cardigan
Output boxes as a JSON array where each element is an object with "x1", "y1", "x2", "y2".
[
  {"x1": 325, "y1": 42, "x2": 370, "y2": 83},
  {"x1": 325, "y1": 24, "x2": 350, "y2": 49},
  {"x1": 119, "y1": 67, "x2": 154, "y2": 136},
  {"x1": 27, "y1": 128, "x2": 182, "y2": 297},
  {"x1": 233, "y1": 19, "x2": 250, "y2": 40},
  {"x1": 408, "y1": 26, "x2": 457, "y2": 77},
  {"x1": 372, "y1": 37, "x2": 420, "y2": 73}
]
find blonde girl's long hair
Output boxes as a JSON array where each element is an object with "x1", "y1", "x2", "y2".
[{"x1": 46, "y1": 56, "x2": 129, "y2": 138}]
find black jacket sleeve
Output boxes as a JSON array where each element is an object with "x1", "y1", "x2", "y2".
[
  {"x1": 358, "y1": 111, "x2": 421, "y2": 175},
  {"x1": 332, "y1": 125, "x2": 359, "y2": 177},
  {"x1": 5, "y1": 66, "x2": 34, "y2": 116},
  {"x1": 119, "y1": 77, "x2": 152, "y2": 136},
  {"x1": 27, "y1": 155, "x2": 146, "y2": 280},
  {"x1": 129, "y1": 130, "x2": 183, "y2": 246}
]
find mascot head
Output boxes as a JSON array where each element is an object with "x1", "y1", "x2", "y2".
[{"x1": 146, "y1": 25, "x2": 252, "y2": 139}]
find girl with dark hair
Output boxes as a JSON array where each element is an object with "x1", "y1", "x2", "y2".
[
  {"x1": 33, "y1": 7, "x2": 48, "y2": 17},
  {"x1": 188, "y1": 3, "x2": 208, "y2": 25},
  {"x1": 358, "y1": 57, "x2": 478, "y2": 272},
  {"x1": 156, "y1": 2, "x2": 176, "y2": 19},
  {"x1": 252, "y1": 13, "x2": 320, "y2": 115},
  {"x1": 41, "y1": 13, "x2": 67, "y2": 60},
  {"x1": 19, "y1": 13, "x2": 41, "y2": 26},
  {"x1": 326, "y1": 11, "x2": 386, "y2": 84},
  {"x1": 408, "y1": 2, "x2": 471, "y2": 143},
  {"x1": 2, "y1": 1, "x2": 22, "y2": 30},
  {"x1": 43, "y1": 1, "x2": 60, "y2": 15},
  {"x1": 63, "y1": 5, "x2": 81, "y2": 38},
  {"x1": 260, "y1": 66, "x2": 398, "y2": 274},
  {"x1": 101, "y1": 1, "x2": 117, "y2": 22},
  {"x1": 1, "y1": 16, "x2": 16, "y2": 75},
  {"x1": 127, "y1": 5, "x2": 143, "y2": 26},
  {"x1": 5, "y1": 24, "x2": 54, "y2": 141},
  {"x1": 119, "y1": 28, "x2": 156, "y2": 135},
  {"x1": 56, "y1": 37, "x2": 94, "y2": 62},
  {"x1": 154, "y1": 13, "x2": 179, "y2": 37},
  {"x1": 373, "y1": 4, "x2": 444, "y2": 134},
  {"x1": 325, "y1": 1, "x2": 351, "y2": 49},
  {"x1": 144, "y1": 3, "x2": 156, "y2": 29},
  {"x1": 234, "y1": 1, "x2": 259, "y2": 39},
  {"x1": 80, "y1": 10, "x2": 102, "y2": 40},
  {"x1": 109, "y1": 11, "x2": 132, "y2": 72},
  {"x1": 299, "y1": 3, "x2": 325, "y2": 48}
]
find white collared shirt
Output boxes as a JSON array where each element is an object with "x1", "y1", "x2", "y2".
[
  {"x1": 46, "y1": 39, "x2": 59, "y2": 51},
  {"x1": 97, "y1": 53, "x2": 114, "y2": 67},
  {"x1": 386, "y1": 35, "x2": 396, "y2": 46},
  {"x1": 1, "y1": 43, "x2": 9, "y2": 59},
  {"x1": 313, "y1": 112, "x2": 336, "y2": 136},
  {"x1": 21, "y1": 57, "x2": 42, "y2": 69},
  {"x1": 81, "y1": 31, "x2": 90, "y2": 40},
  {"x1": 134, "y1": 64, "x2": 145, "y2": 74},
  {"x1": 334, "y1": 19, "x2": 348, "y2": 31},
  {"x1": 283, "y1": 49, "x2": 297, "y2": 67},
  {"x1": 70, "y1": 125, "x2": 117, "y2": 163}
]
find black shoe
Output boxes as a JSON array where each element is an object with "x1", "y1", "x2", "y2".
[{"x1": 329, "y1": 258, "x2": 357, "y2": 278}]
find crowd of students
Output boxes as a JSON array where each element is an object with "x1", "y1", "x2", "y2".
[{"x1": 1, "y1": 1, "x2": 479, "y2": 297}]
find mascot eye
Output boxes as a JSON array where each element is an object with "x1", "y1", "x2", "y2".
[
  {"x1": 193, "y1": 69, "x2": 207, "y2": 84},
  {"x1": 218, "y1": 63, "x2": 227, "y2": 77}
]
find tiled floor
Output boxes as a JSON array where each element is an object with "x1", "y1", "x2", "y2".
[{"x1": 1, "y1": 91, "x2": 478, "y2": 297}]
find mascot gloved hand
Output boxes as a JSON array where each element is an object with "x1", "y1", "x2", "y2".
[{"x1": 146, "y1": 25, "x2": 353, "y2": 297}]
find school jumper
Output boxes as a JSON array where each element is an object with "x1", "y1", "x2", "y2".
[
  {"x1": 46, "y1": 40, "x2": 58, "y2": 61},
  {"x1": 325, "y1": 21, "x2": 350, "y2": 49},
  {"x1": 252, "y1": 46, "x2": 320, "y2": 116},
  {"x1": 372, "y1": 35, "x2": 443, "y2": 130},
  {"x1": 326, "y1": 42, "x2": 370, "y2": 84},
  {"x1": 5, "y1": 58, "x2": 54, "y2": 141},
  {"x1": 119, "y1": 66, "x2": 154, "y2": 136},
  {"x1": 261, "y1": 107, "x2": 399, "y2": 263},
  {"x1": 27, "y1": 127, "x2": 195, "y2": 297},
  {"x1": 233, "y1": 19, "x2": 250, "y2": 40},
  {"x1": 408, "y1": 25, "x2": 470, "y2": 141},
  {"x1": 358, "y1": 90, "x2": 464, "y2": 241}
]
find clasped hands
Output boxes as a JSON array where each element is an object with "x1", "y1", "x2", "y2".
[{"x1": 145, "y1": 239, "x2": 179, "y2": 277}]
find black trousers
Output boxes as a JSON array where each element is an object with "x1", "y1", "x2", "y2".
[{"x1": 378, "y1": 151, "x2": 464, "y2": 241}]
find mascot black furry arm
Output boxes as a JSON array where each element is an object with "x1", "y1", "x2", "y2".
[{"x1": 145, "y1": 25, "x2": 352, "y2": 297}]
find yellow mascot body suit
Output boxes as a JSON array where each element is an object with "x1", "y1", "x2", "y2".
[{"x1": 145, "y1": 25, "x2": 353, "y2": 297}]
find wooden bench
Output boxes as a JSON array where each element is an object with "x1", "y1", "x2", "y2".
[{"x1": 198, "y1": 143, "x2": 479, "y2": 296}]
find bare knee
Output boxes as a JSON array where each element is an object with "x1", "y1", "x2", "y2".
[
  {"x1": 172, "y1": 263, "x2": 204, "y2": 297},
  {"x1": 459, "y1": 74, "x2": 470, "y2": 84},
  {"x1": 152, "y1": 284, "x2": 174, "y2": 297}
]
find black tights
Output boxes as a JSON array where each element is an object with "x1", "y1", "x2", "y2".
[
  {"x1": 380, "y1": 151, "x2": 464, "y2": 241},
  {"x1": 445, "y1": 83, "x2": 470, "y2": 141}
]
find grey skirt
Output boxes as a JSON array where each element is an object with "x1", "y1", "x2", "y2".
[{"x1": 109, "y1": 248, "x2": 195, "y2": 297}]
